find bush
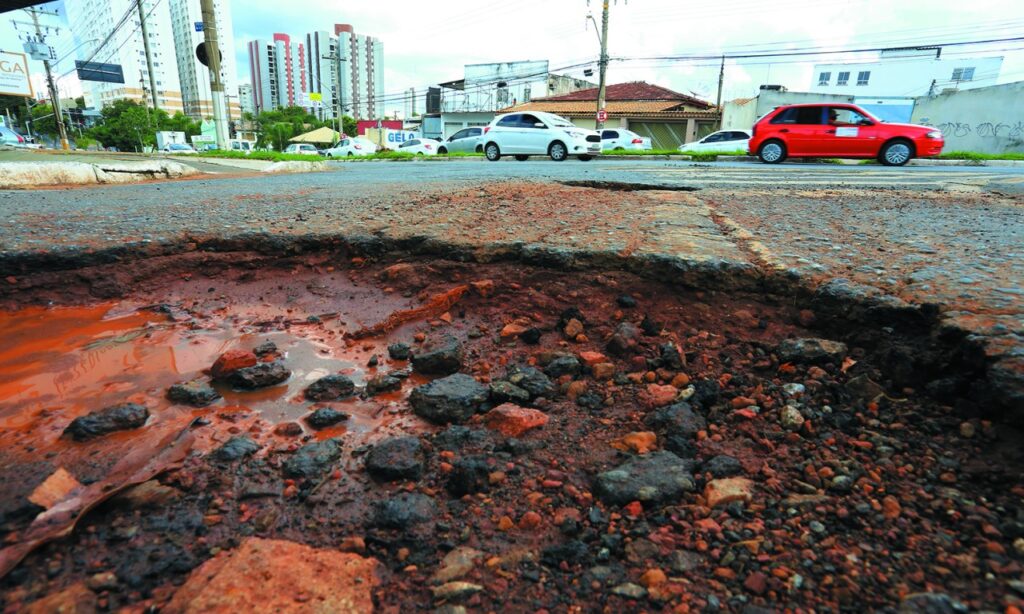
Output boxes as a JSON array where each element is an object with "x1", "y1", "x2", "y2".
[
  {"x1": 196, "y1": 149, "x2": 323, "y2": 162},
  {"x1": 938, "y1": 151, "x2": 1024, "y2": 161}
]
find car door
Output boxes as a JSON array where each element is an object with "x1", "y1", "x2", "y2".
[
  {"x1": 466, "y1": 127, "x2": 483, "y2": 152},
  {"x1": 824, "y1": 106, "x2": 880, "y2": 156},
  {"x1": 491, "y1": 114, "x2": 522, "y2": 152},
  {"x1": 695, "y1": 132, "x2": 725, "y2": 152},
  {"x1": 448, "y1": 129, "x2": 469, "y2": 153},
  {"x1": 517, "y1": 114, "x2": 548, "y2": 154},
  {"x1": 401, "y1": 139, "x2": 420, "y2": 154},
  {"x1": 770, "y1": 107, "x2": 828, "y2": 156},
  {"x1": 718, "y1": 131, "x2": 749, "y2": 153},
  {"x1": 601, "y1": 129, "x2": 620, "y2": 150}
]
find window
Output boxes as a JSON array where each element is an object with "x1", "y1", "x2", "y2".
[
  {"x1": 727, "y1": 132, "x2": 749, "y2": 141},
  {"x1": 818, "y1": 71, "x2": 831, "y2": 86},
  {"x1": 519, "y1": 114, "x2": 544, "y2": 128},
  {"x1": 952, "y1": 67, "x2": 975, "y2": 81},
  {"x1": 827, "y1": 107, "x2": 871, "y2": 126},
  {"x1": 857, "y1": 71, "x2": 870, "y2": 86},
  {"x1": 703, "y1": 132, "x2": 725, "y2": 142},
  {"x1": 496, "y1": 114, "x2": 520, "y2": 127},
  {"x1": 602, "y1": 130, "x2": 619, "y2": 139},
  {"x1": 451, "y1": 129, "x2": 469, "y2": 140},
  {"x1": 837, "y1": 71, "x2": 850, "y2": 86},
  {"x1": 770, "y1": 107, "x2": 824, "y2": 125}
]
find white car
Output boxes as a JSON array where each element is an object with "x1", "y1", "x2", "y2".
[
  {"x1": 324, "y1": 137, "x2": 378, "y2": 157},
  {"x1": 397, "y1": 138, "x2": 440, "y2": 156},
  {"x1": 679, "y1": 130, "x2": 751, "y2": 154},
  {"x1": 284, "y1": 143, "x2": 319, "y2": 155},
  {"x1": 163, "y1": 143, "x2": 197, "y2": 154},
  {"x1": 438, "y1": 127, "x2": 484, "y2": 154},
  {"x1": 483, "y1": 111, "x2": 601, "y2": 162},
  {"x1": 601, "y1": 128, "x2": 652, "y2": 151}
]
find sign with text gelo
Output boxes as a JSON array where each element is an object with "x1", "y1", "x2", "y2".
[{"x1": 0, "y1": 51, "x2": 33, "y2": 97}]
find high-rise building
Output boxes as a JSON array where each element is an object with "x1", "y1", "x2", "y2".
[
  {"x1": 238, "y1": 83, "x2": 254, "y2": 116},
  {"x1": 168, "y1": 0, "x2": 239, "y2": 120},
  {"x1": 66, "y1": 0, "x2": 185, "y2": 112},
  {"x1": 333, "y1": 24, "x2": 383, "y2": 120},
  {"x1": 305, "y1": 29, "x2": 339, "y2": 119},
  {"x1": 247, "y1": 34, "x2": 306, "y2": 113}
]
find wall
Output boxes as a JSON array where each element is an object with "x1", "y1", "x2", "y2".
[
  {"x1": 721, "y1": 91, "x2": 855, "y2": 131},
  {"x1": 911, "y1": 81, "x2": 1024, "y2": 153},
  {"x1": 440, "y1": 111, "x2": 496, "y2": 138},
  {"x1": 809, "y1": 54, "x2": 1003, "y2": 97}
]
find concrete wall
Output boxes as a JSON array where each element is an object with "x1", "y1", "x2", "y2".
[
  {"x1": 911, "y1": 81, "x2": 1024, "y2": 153},
  {"x1": 722, "y1": 91, "x2": 854, "y2": 131}
]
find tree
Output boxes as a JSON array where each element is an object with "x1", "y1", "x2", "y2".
[
  {"x1": 29, "y1": 103, "x2": 58, "y2": 139},
  {"x1": 85, "y1": 99, "x2": 154, "y2": 152},
  {"x1": 341, "y1": 115, "x2": 357, "y2": 138}
]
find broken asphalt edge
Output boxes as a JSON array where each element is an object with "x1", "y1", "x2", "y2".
[
  {"x1": 0, "y1": 159, "x2": 329, "y2": 188},
  {"x1": 1, "y1": 230, "x2": 1019, "y2": 420}
]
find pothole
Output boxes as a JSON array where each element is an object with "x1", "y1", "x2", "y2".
[
  {"x1": 0, "y1": 251, "x2": 1018, "y2": 612},
  {"x1": 558, "y1": 180, "x2": 700, "y2": 192}
]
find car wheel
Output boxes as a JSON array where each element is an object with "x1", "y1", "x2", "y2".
[
  {"x1": 758, "y1": 139, "x2": 787, "y2": 164},
  {"x1": 485, "y1": 143, "x2": 501, "y2": 161},
  {"x1": 614, "y1": 146, "x2": 624, "y2": 151},
  {"x1": 549, "y1": 141, "x2": 568, "y2": 162},
  {"x1": 438, "y1": 147, "x2": 447, "y2": 155},
  {"x1": 879, "y1": 139, "x2": 913, "y2": 166},
  {"x1": 475, "y1": 145, "x2": 483, "y2": 153},
  {"x1": 347, "y1": 152, "x2": 354, "y2": 157},
  {"x1": 578, "y1": 155, "x2": 593, "y2": 161}
]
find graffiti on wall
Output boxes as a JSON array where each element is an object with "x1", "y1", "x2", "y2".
[{"x1": 924, "y1": 121, "x2": 1024, "y2": 140}]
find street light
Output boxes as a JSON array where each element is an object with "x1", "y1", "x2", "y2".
[{"x1": 54, "y1": 37, "x2": 100, "y2": 66}]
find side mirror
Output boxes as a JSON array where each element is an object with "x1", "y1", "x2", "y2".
[{"x1": 859, "y1": 119, "x2": 873, "y2": 126}]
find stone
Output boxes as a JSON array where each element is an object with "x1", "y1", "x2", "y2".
[
  {"x1": 365, "y1": 374, "x2": 402, "y2": 396},
  {"x1": 489, "y1": 380, "x2": 531, "y2": 405},
  {"x1": 117, "y1": 480, "x2": 179, "y2": 509},
  {"x1": 281, "y1": 439, "x2": 342, "y2": 480},
  {"x1": 28, "y1": 468, "x2": 82, "y2": 509},
  {"x1": 704, "y1": 455, "x2": 742, "y2": 478},
  {"x1": 163, "y1": 538, "x2": 378, "y2": 613},
  {"x1": 640, "y1": 314, "x2": 662, "y2": 336},
  {"x1": 669, "y1": 550, "x2": 703, "y2": 573},
  {"x1": 470, "y1": 279, "x2": 494, "y2": 297},
  {"x1": 520, "y1": 327, "x2": 542, "y2": 344},
  {"x1": 959, "y1": 422, "x2": 976, "y2": 438},
  {"x1": 253, "y1": 341, "x2": 277, "y2": 357},
  {"x1": 592, "y1": 363, "x2": 616, "y2": 380},
  {"x1": 617, "y1": 295, "x2": 638, "y2": 308},
  {"x1": 86, "y1": 571, "x2": 119, "y2": 591},
  {"x1": 210, "y1": 349, "x2": 257, "y2": 380},
  {"x1": 304, "y1": 374, "x2": 355, "y2": 401},
  {"x1": 899, "y1": 593, "x2": 968, "y2": 614},
  {"x1": 611, "y1": 583, "x2": 647, "y2": 599},
  {"x1": 213, "y1": 436, "x2": 261, "y2": 462},
  {"x1": 644, "y1": 402, "x2": 706, "y2": 439},
  {"x1": 412, "y1": 336, "x2": 463, "y2": 375},
  {"x1": 659, "y1": 343, "x2": 684, "y2": 370},
  {"x1": 544, "y1": 355, "x2": 582, "y2": 378},
  {"x1": 304, "y1": 408, "x2": 349, "y2": 430},
  {"x1": 704, "y1": 478, "x2": 754, "y2": 507},
  {"x1": 744, "y1": 571, "x2": 769, "y2": 595},
  {"x1": 689, "y1": 378, "x2": 720, "y2": 410},
  {"x1": 433, "y1": 547, "x2": 484, "y2": 584},
  {"x1": 483, "y1": 403, "x2": 549, "y2": 437},
  {"x1": 365, "y1": 437, "x2": 425, "y2": 481},
  {"x1": 167, "y1": 380, "x2": 221, "y2": 407},
  {"x1": 505, "y1": 365, "x2": 555, "y2": 399},
  {"x1": 500, "y1": 323, "x2": 529, "y2": 339},
  {"x1": 607, "y1": 322, "x2": 641, "y2": 356},
  {"x1": 594, "y1": 451, "x2": 696, "y2": 507},
  {"x1": 410, "y1": 374, "x2": 489, "y2": 424},
  {"x1": 640, "y1": 568, "x2": 667, "y2": 588},
  {"x1": 610, "y1": 431, "x2": 657, "y2": 454},
  {"x1": 446, "y1": 455, "x2": 492, "y2": 497},
  {"x1": 23, "y1": 582, "x2": 96, "y2": 614},
  {"x1": 579, "y1": 351, "x2": 608, "y2": 367},
  {"x1": 882, "y1": 495, "x2": 901, "y2": 519},
  {"x1": 541, "y1": 540, "x2": 591, "y2": 567},
  {"x1": 777, "y1": 338, "x2": 848, "y2": 364},
  {"x1": 388, "y1": 343, "x2": 412, "y2": 360},
  {"x1": 372, "y1": 493, "x2": 437, "y2": 529},
  {"x1": 780, "y1": 405, "x2": 805, "y2": 430},
  {"x1": 646, "y1": 384, "x2": 679, "y2": 407},
  {"x1": 431, "y1": 582, "x2": 483, "y2": 602},
  {"x1": 273, "y1": 422, "x2": 303, "y2": 437},
  {"x1": 228, "y1": 361, "x2": 290, "y2": 389},
  {"x1": 846, "y1": 374, "x2": 885, "y2": 401},
  {"x1": 781, "y1": 383, "x2": 806, "y2": 398},
  {"x1": 64, "y1": 403, "x2": 149, "y2": 441},
  {"x1": 563, "y1": 318, "x2": 585, "y2": 338}
]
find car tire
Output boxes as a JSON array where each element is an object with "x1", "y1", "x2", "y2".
[
  {"x1": 485, "y1": 143, "x2": 501, "y2": 161},
  {"x1": 577, "y1": 155, "x2": 593, "y2": 161},
  {"x1": 347, "y1": 152, "x2": 354, "y2": 157},
  {"x1": 549, "y1": 141, "x2": 568, "y2": 162},
  {"x1": 475, "y1": 145, "x2": 483, "y2": 153},
  {"x1": 515, "y1": 155, "x2": 529, "y2": 161},
  {"x1": 879, "y1": 139, "x2": 913, "y2": 166},
  {"x1": 758, "y1": 139, "x2": 787, "y2": 164},
  {"x1": 614, "y1": 146, "x2": 624, "y2": 151},
  {"x1": 438, "y1": 147, "x2": 448, "y2": 155}
]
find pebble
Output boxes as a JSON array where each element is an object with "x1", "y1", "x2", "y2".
[
  {"x1": 704, "y1": 478, "x2": 754, "y2": 508},
  {"x1": 610, "y1": 583, "x2": 647, "y2": 600},
  {"x1": 780, "y1": 405, "x2": 805, "y2": 430}
]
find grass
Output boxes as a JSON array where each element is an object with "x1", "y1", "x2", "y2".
[
  {"x1": 938, "y1": 151, "x2": 1024, "y2": 161},
  {"x1": 194, "y1": 149, "x2": 324, "y2": 162}
]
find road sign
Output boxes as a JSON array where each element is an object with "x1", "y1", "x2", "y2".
[
  {"x1": 194, "y1": 22, "x2": 204, "y2": 32},
  {"x1": 195, "y1": 43, "x2": 222, "y2": 68},
  {"x1": 75, "y1": 60, "x2": 125, "y2": 84},
  {"x1": 0, "y1": 51, "x2": 33, "y2": 97},
  {"x1": 596, "y1": 109, "x2": 608, "y2": 122}
]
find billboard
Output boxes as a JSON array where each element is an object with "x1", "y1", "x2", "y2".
[
  {"x1": 75, "y1": 60, "x2": 125, "y2": 84},
  {"x1": 0, "y1": 51, "x2": 33, "y2": 97}
]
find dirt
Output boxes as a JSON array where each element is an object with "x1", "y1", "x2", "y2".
[{"x1": 0, "y1": 252, "x2": 1022, "y2": 612}]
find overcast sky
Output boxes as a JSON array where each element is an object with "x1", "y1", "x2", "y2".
[{"x1": 3, "y1": 0, "x2": 1023, "y2": 114}]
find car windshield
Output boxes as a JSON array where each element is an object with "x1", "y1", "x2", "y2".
[{"x1": 549, "y1": 117, "x2": 574, "y2": 127}]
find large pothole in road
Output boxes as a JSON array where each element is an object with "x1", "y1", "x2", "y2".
[
  {"x1": 558, "y1": 180, "x2": 700, "y2": 191},
  {"x1": 0, "y1": 252, "x2": 1020, "y2": 612}
]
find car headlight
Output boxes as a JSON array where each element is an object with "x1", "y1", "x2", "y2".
[{"x1": 926, "y1": 131, "x2": 942, "y2": 139}]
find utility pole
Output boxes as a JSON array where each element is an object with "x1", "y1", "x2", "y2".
[
  {"x1": 715, "y1": 55, "x2": 725, "y2": 129},
  {"x1": 322, "y1": 52, "x2": 346, "y2": 137},
  {"x1": 595, "y1": 0, "x2": 610, "y2": 132},
  {"x1": 137, "y1": 0, "x2": 159, "y2": 110},
  {"x1": 24, "y1": 7, "x2": 69, "y2": 150},
  {"x1": 200, "y1": 0, "x2": 227, "y2": 149}
]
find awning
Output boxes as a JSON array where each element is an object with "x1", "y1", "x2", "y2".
[{"x1": 289, "y1": 126, "x2": 340, "y2": 144}]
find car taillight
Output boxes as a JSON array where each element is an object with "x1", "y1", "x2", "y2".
[
  {"x1": 354, "y1": 144, "x2": 362, "y2": 149},
  {"x1": 631, "y1": 138, "x2": 642, "y2": 144},
  {"x1": 425, "y1": 144, "x2": 433, "y2": 149},
  {"x1": 484, "y1": 126, "x2": 490, "y2": 134}
]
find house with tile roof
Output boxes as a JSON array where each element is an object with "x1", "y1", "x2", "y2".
[{"x1": 498, "y1": 81, "x2": 721, "y2": 149}]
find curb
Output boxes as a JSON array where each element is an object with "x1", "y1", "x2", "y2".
[{"x1": 0, "y1": 160, "x2": 201, "y2": 189}]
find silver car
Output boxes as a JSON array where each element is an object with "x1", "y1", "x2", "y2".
[{"x1": 437, "y1": 127, "x2": 484, "y2": 155}]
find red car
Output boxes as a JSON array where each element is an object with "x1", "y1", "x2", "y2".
[{"x1": 748, "y1": 103, "x2": 944, "y2": 166}]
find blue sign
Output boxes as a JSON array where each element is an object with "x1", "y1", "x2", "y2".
[
  {"x1": 386, "y1": 131, "x2": 417, "y2": 144},
  {"x1": 75, "y1": 60, "x2": 125, "y2": 84},
  {"x1": 194, "y1": 22, "x2": 204, "y2": 32}
]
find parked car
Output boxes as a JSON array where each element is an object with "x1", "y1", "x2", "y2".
[
  {"x1": 283, "y1": 143, "x2": 319, "y2": 155},
  {"x1": 600, "y1": 128, "x2": 652, "y2": 151},
  {"x1": 748, "y1": 103, "x2": 944, "y2": 166},
  {"x1": 163, "y1": 143, "x2": 197, "y2": 154},
  {"x1": 0, "y1": 127, "x2": 27, "y2": 147},
  {"x1": 324, "y1": 137, "x2": 378, "y2": 157},
  {"x1": 397, "y1": 138, "x2": 440, "y2": 156},
  {"x1": 483, "y1": 112, "x2": 601, "y2": 161},
  {"x1": 438, "y1": 127, "x2": 484, "y2": 154},
  {"x1": 679, "y1": 130, "x2": 750, "y2": 154}
]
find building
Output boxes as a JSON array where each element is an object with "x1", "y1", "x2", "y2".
[
  {"x1": 238, "y1": 83, "x2": 254, "y2": 116},
  {"x1": 168, "y1": 0, "x2": 239, "y2": 120},
  {"x1": 333, "y1": 24, "x2": 383, "y2": 120},
  {"x1": 66, "y1": 0, "x2": 185, "y2": 113},
  {"x1": 436, "y1": 60, "x2": 595, "y2": 138},
  {"x1": 809, "y1": 47, "x2": 1003, "y2": 121},
  {"x1": 721, "y1": 86, "x2": 856, "y2": 131},
  {"x1": 501, "y1": 81, "x2": 717, "y2": 148},
  {"x1": 247, "y1": 34, "x2": 306, "y2": 113},
  {"x1": 305, "y1": 29, "x2": 340, "y2": 119}
]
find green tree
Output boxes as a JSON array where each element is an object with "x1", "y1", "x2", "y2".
[
  {"x1": 29, "y1": 103, "x2": 58, "y2": 138},
  {"x1": 341, "y1": 115, "x2": 357, "y2": 138},
  {"x1": 85, "y1": 99, "x2": 155, "y2": 152}
]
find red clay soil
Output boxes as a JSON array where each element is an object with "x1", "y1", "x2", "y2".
[{"x1": 0, "y1": 255, "x2": 1021, "y2": 612}]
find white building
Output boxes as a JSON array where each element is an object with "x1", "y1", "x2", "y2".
[
  {"x1": 66, "y1": 0, "x2": 184, "y2": 113},
  {"x1": 247, "y1": 34, "x2": 305, "y2": 113},
  {"x1": 334, "y1": 24, "x2": 383, "y2": 120},
  {"x1": 810, "y1": 47, "x2": 1003, "y2": 97},
  {"x1": 168, "y1": 0, "x2": 238, "y2": 120},
  {"x1": 305, "y1": 29, "x2": 340, "y2": 119},
  {"x1": 238, "y1": 83, "x2": 254, "y2": 116}
]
